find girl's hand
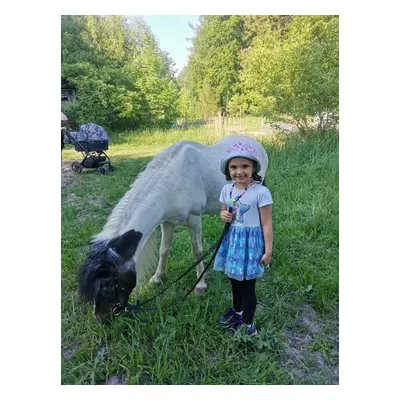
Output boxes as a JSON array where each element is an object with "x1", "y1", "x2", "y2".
[
  {"x1": 220, "y1": 209, "x2": 233, "y2": 223},
  {"x1": 259, "y1": 252, "x2": 272, "y2": 265}
]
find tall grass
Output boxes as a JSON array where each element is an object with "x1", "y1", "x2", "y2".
[{"x1": 61, "y1": 127, "x2": 338, "y2": 384}]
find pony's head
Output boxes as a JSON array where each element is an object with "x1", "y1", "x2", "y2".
[{"x1": 78, "y1": 229, "x2": 143, "y2": 321}]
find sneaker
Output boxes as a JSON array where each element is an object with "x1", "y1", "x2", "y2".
[
  {"x1": 246, "y1": 323, "x2": 258, "y2": 336},
  {"x1": 217, "y1": 308, "x2": 238, "y2": 324},
  {"x1": 228, "y1": 317, "x2": 243, "y2": 336},
  {"x1": 229, "y1": 322, "x2": 258, "y2": 337}
]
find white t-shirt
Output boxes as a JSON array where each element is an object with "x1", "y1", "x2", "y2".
[{"x1": 219, "y1": 182, "x2": 273, "y2": 227}]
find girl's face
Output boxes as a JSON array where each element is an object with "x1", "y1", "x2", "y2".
[{"x1": 228, "y1": 157, "x2": 255, "y2": 185}]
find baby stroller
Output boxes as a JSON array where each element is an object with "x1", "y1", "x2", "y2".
[{"x1": 64, "y1": 123, "x2": 115, "y2": 175}]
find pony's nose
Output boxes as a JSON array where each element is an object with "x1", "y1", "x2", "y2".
[{"x1": 95, "y1": 310, "x2": 112, "y2": 324}]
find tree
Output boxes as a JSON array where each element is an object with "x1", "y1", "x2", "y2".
[
  {"x1": 61, "y1": 15, "x2": 179, "y2": 130},
  {"x1": 178, "y1": 15, "x2": 245, "y2": 118},
  {"x1": 238, "y1": 15, "x2": 339, "y2": 131}
]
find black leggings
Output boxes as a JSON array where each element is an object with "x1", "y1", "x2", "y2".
[{"x1": 230, "y1": 278, "x2": 257, "y2": 324}]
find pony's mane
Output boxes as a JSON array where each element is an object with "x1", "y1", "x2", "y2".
[
  {"x1": 92, "y1": 149, "x2": 173, "y2": 243},
  {"x1": 135, "y1": 228, "x2": 160, "y2": 284}
]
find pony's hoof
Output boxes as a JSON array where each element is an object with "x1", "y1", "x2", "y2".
[
  {"x1": 194, "y1": 286, "x2": 206, "y2": 296},
  {"x1": 149, "y1": 275, "x2": 161, "y2": 285}
]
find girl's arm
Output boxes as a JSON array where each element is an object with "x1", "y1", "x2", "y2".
[{"x1": 259, "y1": 204, "x2": 273, "y2": 265}]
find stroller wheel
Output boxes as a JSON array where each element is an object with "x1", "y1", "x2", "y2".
[
  {"x1": 71, "y1": 161, "x2": 82, "y2": 174},
  {"x1": 109, "y1": 165, "x2": 115, "y2": 172},
  {"x1": 98, "y1": 167, "x2": 108, "y2": 175}
]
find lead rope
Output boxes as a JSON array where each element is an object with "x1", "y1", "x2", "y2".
[{"x1": 122, "y1": 208, "x2": 233, "y2": 314}]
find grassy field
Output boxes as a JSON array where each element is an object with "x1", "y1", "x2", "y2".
[{"x1": 61, "y1": 126, "x2": 339, "y2": 385}]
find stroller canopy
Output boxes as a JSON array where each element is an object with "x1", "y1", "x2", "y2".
[{"x1": 77, "y1": 123, "x2": 110, "y2": 142}]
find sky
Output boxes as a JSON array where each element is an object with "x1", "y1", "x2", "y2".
[{"x1": 141, "y1": 15, "x2": 200, "y2": 75}]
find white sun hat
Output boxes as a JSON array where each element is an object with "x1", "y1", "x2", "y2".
[{"x1": 220, "y1": 141, "x2": 262, "y2": 174}]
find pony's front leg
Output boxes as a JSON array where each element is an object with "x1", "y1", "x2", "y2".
[
  {"x1": 149, "y1": 222, "x2": 174, "y2": 285},
  {"x1": 187, "y1": 214, "x2": 207, "y2": 295}
]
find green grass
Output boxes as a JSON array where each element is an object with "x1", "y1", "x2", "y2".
[{"x1": 61, "y1": 126, "x2": 339, "y2": 385}]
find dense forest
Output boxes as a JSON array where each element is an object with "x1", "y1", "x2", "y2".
[{"x1": 61, "y1": 15, "x2": 338, "y2": 131}]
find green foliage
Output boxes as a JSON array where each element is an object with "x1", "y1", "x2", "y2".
[
  {"x1": 178, "y1": 16, "x2": 245, "y2": 118},
  {"x1": 196, "y1": 82, "x2": 220, "y2": 120},
  {"x1": 61, "y1": 16, "x2": 179, "y2": 130},
  {"x1": 236, "y1": 16, "x2": 339, "y2": 130},
  {"x1": 62, "y1": 14, "x2": 338, "y2": 131},
  {"x1": 62, "y1": 15, "x2": 338, "y2": 131},
  {"x1": 61, "y1": 127, "x2": 338, "y2": 384},
  {"x1": 179, "y1": 15, "x2": 339, "y2": 131}
]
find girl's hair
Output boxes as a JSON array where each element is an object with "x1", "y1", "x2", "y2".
[{"x1": 224, "y1": 159, "x2": 263, "y2": 183}]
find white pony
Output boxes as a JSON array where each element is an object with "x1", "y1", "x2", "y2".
[{"x1": 78, "y1": 135, "x2": 268, "y2": 321}]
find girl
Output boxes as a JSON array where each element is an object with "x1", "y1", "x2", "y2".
[{"x1": 214, "y1": 141, "x2": 273, "y2": 336}]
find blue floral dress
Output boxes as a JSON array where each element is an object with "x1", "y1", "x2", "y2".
[{"x1": 214, "y1": 183, "x2": 273, "y2": 281}]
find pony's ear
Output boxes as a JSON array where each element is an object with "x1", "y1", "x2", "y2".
[{"x1": 108, "y1": 229, "x2": 143, "y2": 263}]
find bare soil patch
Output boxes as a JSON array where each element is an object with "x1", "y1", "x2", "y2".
[
  {"x1": 281, "y1": 304, "x2": 339, "y2": 384},
  {"x1": 61, "y1": 161, "x2": 80, "y2": 188}
]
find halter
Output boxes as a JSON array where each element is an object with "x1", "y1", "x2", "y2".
[{"x1": 111, "y1": 267, "x2": 128, "y2": 315}]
